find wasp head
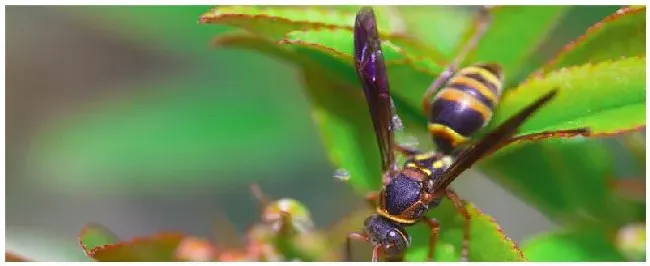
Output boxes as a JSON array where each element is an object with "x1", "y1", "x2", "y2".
[{"x1": 363, "y1": 214, "x2": 411, "y2": 259}]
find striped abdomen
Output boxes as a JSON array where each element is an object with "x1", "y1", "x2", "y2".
[{"x1": 428, "y1": 63, "x2": 504, "y2": 155}]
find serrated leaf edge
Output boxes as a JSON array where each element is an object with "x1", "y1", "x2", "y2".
[
  {"x1": 470, "y1": 204, "x2": 528, "y2": 261},
  {"x1": 277, "y1": 36, "x2": 441, "y2": 85},
  {"x1": 280, "y1": 27, "x2": 446, "y2": 72},
  {"x1": 87, "y1": 232, "x2": 185, "y2": 261},
  {"x1": 501, "y1": 56, "x2": 646, "y2": 137},
  {"x1": 78, "y1": 223, "x2": 121, "y2": 258},
  {"x1": 530, "y1": 6, "x2": 646, "y2": 78},
  {"x1": 201, "y1": 8, "x2": 448, "y2": 66}
]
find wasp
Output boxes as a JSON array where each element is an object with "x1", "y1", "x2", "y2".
[{"x1": 346, "y1": 6, "x2": 589, "y2": 262}]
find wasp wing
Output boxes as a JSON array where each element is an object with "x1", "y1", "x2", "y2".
[
  {"x1": 354, "y1": 7, "x2": 396, "y2": 173},
  {"x1": 432, "y1": 89, "x2": 561, "y2": 192}
]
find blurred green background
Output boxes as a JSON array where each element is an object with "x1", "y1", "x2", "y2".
[{"x1": 5, "y1": 5, "x2": 625, "y2": 261}]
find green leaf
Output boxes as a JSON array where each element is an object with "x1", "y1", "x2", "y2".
[
  {"x1": 405, "y1": 201, "x2": 525, "y2": 262},
  {"x1": 394, "y1": 6, "x2": 475, "y2": 58},
  {"x1": 89, "y1": 233, "x2": 185, "y2": 262},
  {"x1": 213, "y1": 32, "x2": 440, "y2": 193},
  {"x1": 521, "y1": 228, "x2": 626, "y2": 261},
  {"x1": 201, "y1": 6, "x2": 447, "y2": 69},
  {"x1": 79, "y1": 224, "x2": 120, "y2": 256},
  {"x1": 536, "y1": 7, "x2": 645, "y2": 75},
  {"x1": 200, "y1": 5, "x2": 436, "y2": 40},
  {"x1": 199, "y1": 6, "x2": 372, "y2": 39},
  {"x1": 486, "y1": 56, "x2": 645, "y2": 137},
  {"x1": 464, "y1": 6, "x2": 570, "y2": 86},
  {"x1": 302, "y1": 71, "x2": 383, "y2": 193},
  {"x1": 281, "y1": 28, "x2": 443, "y2": 75},
  {"x1": 479, "y1": 138, "x2": 638, "y2": 226},
  {"x1": 213, "y1": 33, "x2": 377, "y2": 192}
]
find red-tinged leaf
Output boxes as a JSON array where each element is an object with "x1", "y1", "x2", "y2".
[
  {"x1": 199, "y1": 6, "x2": 354, "y2": 39},
  {"x1": 484, "y1": 57, "x2": 645, "y2": 137},
  {"x1": 463, "y1": 6, "x2": 570, "y2": 86},
  {"x1": 88, "y1": 232, "x2": 185, "y2": 262},
  {"x1": 174, "y1": 237, "x2": 219, "y2": 262},
  {"x1": 199, "y1": 6, "x2": 403, "y2": 38},
  {"x1": 281, "y1": 28, "x2": 444, "y2": 75},
  {"x1": 199, "y1": 6, "x2": 434, "y2": 40},
  {"x1": 5, "y1": 252, "x2": 32, "y2": 262},
  {"x1": 79, "y1": 223, "x2": 120, "y2": 257},
  {"x1": 535, "y1": 7, "x2": 645, "y2": 76},
  {"x1": 201, "y1": 6, "x2": 447, "y2": 68}
]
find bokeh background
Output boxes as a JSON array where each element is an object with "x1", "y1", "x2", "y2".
[{"x1": 5, "y1": 5, "x2": 624, "y2": 261}]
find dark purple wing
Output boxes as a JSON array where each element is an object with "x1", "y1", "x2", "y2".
[
  {"x1": 354, "y1": 6, "x2": 396, "y2": 173},
  {"x1": 432, "y1": 89, "x2": 561, "y2": 193}
]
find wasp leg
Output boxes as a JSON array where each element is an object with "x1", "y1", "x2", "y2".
[
  {"x1": 346, "y1": 232, "x2": 369, "y2": 262},
  {"x1": 421, "y1": 6, "x2": 492, "y2": 115},
  {"x1": 445, "y1": 189, "x2": 471, "y2": 262},
  {"x1": 365, "y1": 191, "x2": 379, "y2": 209},
  {"x1": 372, "y1": 245, "x2": 382, "y2": 262},
  {"x1": 422, "y1": 217, "x2": 441, "y2": 261}
]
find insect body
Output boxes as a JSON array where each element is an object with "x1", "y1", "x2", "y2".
[
  {"x1": 428, "y1": 63, "x2": 504, "y2": 154},
  {"x1": 346, "y1": 6, "x2": 588, "y2": 262}
]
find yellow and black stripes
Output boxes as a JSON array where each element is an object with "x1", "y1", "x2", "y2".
[
  {"x1": 403, "y1": 152, "x2": 454, "y2": 181},
  {"x1": 427, "y1": 63, "x2": 504, "y2": 154}
]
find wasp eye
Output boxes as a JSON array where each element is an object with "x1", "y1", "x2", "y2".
[{"x1": 383, "y1": 229, "x2": 409, "y2": 258}]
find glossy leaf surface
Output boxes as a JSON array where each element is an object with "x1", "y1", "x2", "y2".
[
  {"x1": 405, "y1": 201, "x2": 526, "y2": 262},
  {"x1": 464, "y1": 6, "x2": 570, "y2": 86},
  {"x1": 537, "y1": 7, "x2": 645, "y2": 75},
  {"x1": 486, "y1": 57, "x2": 645, "y2": 137}
]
